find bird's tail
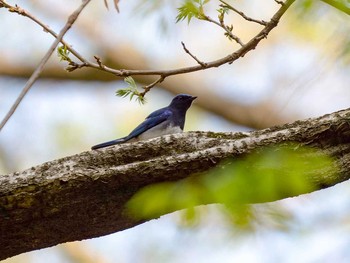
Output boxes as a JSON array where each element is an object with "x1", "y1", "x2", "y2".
[{"x1": 91, "y1": 138, "x2": 126, "y2": 150}]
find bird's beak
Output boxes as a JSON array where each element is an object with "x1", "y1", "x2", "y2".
[{"x1": 191, "y1": 96, "x2": 197, "y2": 101}]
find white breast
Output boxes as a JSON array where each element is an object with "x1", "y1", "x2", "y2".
[{"x1": 137, "y1": 123, "x2": 183, "y2": 141}]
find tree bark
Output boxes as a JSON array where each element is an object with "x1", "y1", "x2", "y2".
[{"x1": 1, "y1": 108, "x2": 350, "y2": 260}]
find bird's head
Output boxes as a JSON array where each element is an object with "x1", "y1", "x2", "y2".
[{"x1": 169, "y1": 94, "x2": 197, "y2": 111}]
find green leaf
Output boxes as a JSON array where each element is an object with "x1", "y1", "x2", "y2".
[
  {"x1": 57, "y1": 45, "x2": 72, "y2": 63},
  {"x1": 124, "y1": 76, "x2": 137, "y2": 90},
  {"x1": 176, "y1": 0, "x2": 209, "y2": 24},
  {"x1": 217, "y1": 6, "x2": 229, "y2": 22},
  {"x1": 115, "y1": 77, "x2": 146, "y2": 104}
]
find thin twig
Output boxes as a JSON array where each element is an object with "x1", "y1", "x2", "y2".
[
  {"x1": 219, "y1": 0, "x2": 268, "y2": 26},
  {"x1": 274, "y1": 0, "x2": 284, "y2": 5},
  {"x1": 181, "y1": 42, "x2": 207, "y2": 67},
  {"x1": 0, "y1": 0, "x2": 91, "y2": 131},
  {"x1": 114, "y1": 0, "x2": 120, "y2": 12},
  {"x1": 103, "y1": 0, "x2": 120, "y2": 12},
  {"x1": 205, "y1": 15, "x2": 244, "y2": 46},
  {"x1": 94, "y1": 56, "x2": 105, "y2": 69},
  {"x1": 140, "y1": 76, "x2": 165, "y2": 97},
  {"x1": 104, "y1": 0, "x2": 109, "y2": 10}
]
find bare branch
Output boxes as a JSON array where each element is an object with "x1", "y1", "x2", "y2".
[
  {"x1": 181, "y1": 41, "x2": 207, "y2": 67},
  {"x1": 0, "y1": 0, "x2": 91, "y2": 131},
  {"x1": 219, "y1": 0, "x2": 268, "y2": 26},
  {"x1": 104, "y1": 0, "x2": 109, "y2": 10},
  {"x1": 102, "y1": 0, "x2": 119, "y2": 12},
  {"x1": 0, "y1": 0, "x2": 296, "y2": 99}
]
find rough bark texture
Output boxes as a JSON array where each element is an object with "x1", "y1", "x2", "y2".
[{"x1": 1, "y1": 108, "x2": 350, "y2": 260}]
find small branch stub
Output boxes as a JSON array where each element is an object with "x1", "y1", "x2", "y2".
[{"x1": 181, "y1": 41, "x2": 207, "y2": 67}]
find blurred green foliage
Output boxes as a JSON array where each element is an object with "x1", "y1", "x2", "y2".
[
  {"x1": 291, "y1": 0, "x2": 350, "y2": 63},
  {"x1": 126, "y1": 144, "x2": 337, "y2": 227}
]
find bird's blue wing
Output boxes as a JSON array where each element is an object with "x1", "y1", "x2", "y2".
[
  {"x1": 126, "y1": 109, "x2": 172, "y2": 140},
  {"x1": 145, "y1": 106, "x2": 168, "y2": 119}
]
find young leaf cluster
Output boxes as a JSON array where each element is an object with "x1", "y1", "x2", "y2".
[
  {"x1": 217, "y1": 6, "x2": 229, "y2": 23},
  {"x1": 116, "y1": 77, "x2": 146, "y2": 104},
  {"x1": 57, "y1": 45, "x2": 72, "y2": 63},
  {"x1": 223, "y1": 25, "x2": 234, "y2": 40},
  {"x1": 176, "y1": 0, "x2": 210, "y2": 24}
]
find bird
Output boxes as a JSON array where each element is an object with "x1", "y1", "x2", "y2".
[{"x1": 91, "y1": 94, "x2": 197, "y2": 150}]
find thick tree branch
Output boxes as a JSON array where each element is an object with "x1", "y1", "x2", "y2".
[{"x1": 1, "y1": 108, "x2": 350, "y2": 260}]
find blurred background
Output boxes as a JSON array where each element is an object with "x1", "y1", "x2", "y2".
[{"x1": 1, "y1": 0, "x2": 350, "y2": 262}]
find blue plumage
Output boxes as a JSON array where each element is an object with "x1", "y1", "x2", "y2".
[{"x1": 91, "y1": 94, "x2": 197, "y2": 150}]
